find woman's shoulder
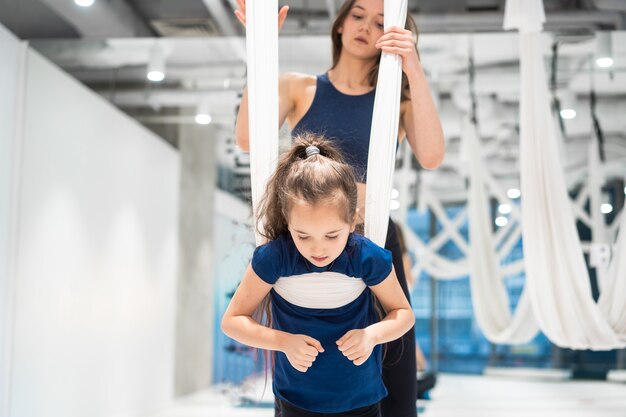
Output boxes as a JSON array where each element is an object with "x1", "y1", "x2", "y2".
[{"x1": 280, "y1": 72, "x2": 317, "y2": 90}]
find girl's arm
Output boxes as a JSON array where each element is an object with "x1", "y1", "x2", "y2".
[
  {"x1": 336, "y1": 267, "x2": 415, "y2": 366},
  {"x1": 376, "y1": 27, "x2": 445, "y2": 170},
  {"x1": 221, "y1": 263, "x2": 324, "y2": 372},
  {"x1": 221, "y1": 263, "x2": 283, "y2": 350}
]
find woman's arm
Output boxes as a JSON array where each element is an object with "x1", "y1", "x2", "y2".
[
  {"x1": 376, "y1": 27, "x2": 445, "y2": 170},
  {"x1": 336, "y1": 268, "x2": 415, "y2": 365},
  {"x1": 401, "y1": 68, "x2": 445, "y2": 169},
  {"x1": 235, "y1": 74, "x2": 297, "y2": 152}
]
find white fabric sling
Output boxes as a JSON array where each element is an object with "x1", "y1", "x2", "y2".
[
  {"x1": 465, "y1": 117, "x2": 539, "y2": 344},
  {"x1": 505, "y1": 0, "x2": 626, "y2": 349},
  {"x1": 364, "y1": 0, "x2": 408, "y2": 246},
  {"x1": 274, "y1": 272, "x2": 367, "y2": 309},
  {"x1": 246, "y1": 0, "x2": 279, "y2": 246},
  {"x1": 246, "y1": 0, "x2": 406, "y2": 248}
]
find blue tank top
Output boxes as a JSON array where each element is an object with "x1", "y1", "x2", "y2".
[{"x1": 291, "y1": 73, "x2": 376, "y2": 182}]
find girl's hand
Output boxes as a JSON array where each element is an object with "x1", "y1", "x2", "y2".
[
  {"x1": 336, "y1": 328, "x2": 376, "y2": 366},
  {"x1": 234, "y1": 0, "x2": 289, "y2": 31},
  {"x1": 375, "y1": 26, "x2": 421, "y2": 75},
  {"x1": 282, "y1": 334, "x2": 324, "y2": 373}
]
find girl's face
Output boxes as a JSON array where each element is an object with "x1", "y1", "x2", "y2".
[
  {"x1": 288, "y1": 198, "x2": 356, "y2": 268},
  {"x1": 338, "y1": 0, "x2": 385, "y2": 60}
]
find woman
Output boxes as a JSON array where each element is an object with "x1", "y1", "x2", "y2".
[{"x1": 234, "y1": 1, "x2": 444, "y2": 416}]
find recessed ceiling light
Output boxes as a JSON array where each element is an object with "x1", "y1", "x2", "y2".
[
  {"x1": 495, "y1": 216, "x2": 508, "y2": 227},
  {"x1": 560, "y1": 109, "x2": 576, "y2": 120},
  {"x1": 596, "y1": 57, "x2": 614, "y2": 68},
  {"x1": 498, "y1": 203, "x2": 512, "y2": 214},
  {"x1": 147, "y1": 71, "x2": 165, "y2": 82},
  {"x1": 195, "y1": 114, "x2": 212, "y2": 125},
  {"x1": 601, "y1": 204, "x2": 613, "y2": 214},
  {"x1": 507, "y1": 188, "x2": 521, "y2": 199},
  {"x1": 75, "y1": 0, "x2": 94, "y2": 6}
]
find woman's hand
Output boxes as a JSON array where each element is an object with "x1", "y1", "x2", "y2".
[
  {"x1": 375, "y1": 26, "x2": 421, "y2": 75},
  {"x1": 281, "y1": 333, "x2": 324, "y2": 373},
  {"x1": 234, "y1": 0, "x2": 289, "y2": 31},
  {"x1": 336, "y1": 328, "x2": 376, "y2": 366}
]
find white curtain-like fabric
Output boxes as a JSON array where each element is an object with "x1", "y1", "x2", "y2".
[
  {"x1": 599, "y1": 210, "x2": 626, "y2": 334},
  {"x1": 364, "y1": 0, "x2": 407, "y2": 246},
  {"x1": 505, "y1": 0, "x2": 626, "y2": 349},
  {"x1": 465, "y1": 117, "x2": 540, "y2": 344},
  {"x1": 246, "y1": 0, "x2": 279, "y2": 245}
]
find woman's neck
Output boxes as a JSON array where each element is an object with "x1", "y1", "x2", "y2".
[{"x1": 328, "y1": 55, "x2": 377, "y2": 92}]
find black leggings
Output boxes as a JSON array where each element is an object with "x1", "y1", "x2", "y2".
[
  {"x1": 380, "y1": 218, "x2": 417, "y2": 417},
  {"x1": 276, "y1": 398, "x2": 381, "y2": 417}
]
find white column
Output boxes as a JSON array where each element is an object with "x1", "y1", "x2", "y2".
[{"x1": 175, "y1": 120, "x2": 217, "y2": 395}]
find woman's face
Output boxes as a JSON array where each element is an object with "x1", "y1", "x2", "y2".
[{"x1": 338, "y1": 0, "x2": 385, "y2": 60}]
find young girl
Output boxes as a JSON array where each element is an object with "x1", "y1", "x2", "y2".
[
  {"x1": 235, "y1": 2, "x2": 445, "y2": 415},
  {"x1": 221, "y1": 135, "x2": 415, "y2": 417}
]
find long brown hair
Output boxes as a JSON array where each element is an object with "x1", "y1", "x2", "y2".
[
  {"x1": 254, "y1": 133, "x2": 359, "y2": 380},
  {"x1": 330, "y1": 0, "x2": 419, "y2": 102},
  {"x1": 255, "y1": 132, "x2": 358, "y2": 241}
]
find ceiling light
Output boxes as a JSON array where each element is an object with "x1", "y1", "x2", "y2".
[
  {"x1": 390, "y1": 200, "x2": 400, "y2": 211},
  {"x1": 596, "y1": 57, "x2": 614, "y2": 68},
  {"x1": 507, "y1": 188, "x2": 521, "y2": 199},
  {"x1": 391, "y1": 188, "x2": 399, "y2": 200},
  {"x1": 195, "y1": 114, "x2": 212, "y2": 125},
  {"x1": 147, "y1": 44, "x2": 165, "y2": 82},
  {"x1": 498, "y1": 203, "x2": 512, "y2": 214},
  {"x1": 495, "y1": 216, "x2": 508, "y2": 227},
  {"x1": 596, "y1": 32, "x2": 614, "y2": 68},
  {"x1": 601, "y1": 204, "x2": 613, "y2": 214},
  {"x1": 75, "y1": 0, "x2": 94, "y2": 6},
  {"x1": 558, "y1": 90, "x2": 577, "y2": 120},
  {"x1": 195, "y1": 98, "x2": 211, "y2": 125},
  {"x1": 560, "y1": 109, "x2": 576, "y2": 120}
]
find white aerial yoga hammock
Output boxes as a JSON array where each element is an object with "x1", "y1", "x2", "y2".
[
  {"x1": 246, "y1": 0, "x2": 279, "y2": 246},
  {"x1": 364, "y1": 0, "x2": 407, "y2": 246},
  {"x1": 465, "y1": 117, "x2": 540, "y2": 344},
  {"x1": 246, "y1": 0, "x2": 408, "y2": 247},
  {"x1": 504, "y1": 0, "x2": 626, "y2": 350}
]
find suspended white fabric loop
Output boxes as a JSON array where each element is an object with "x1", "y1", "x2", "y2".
[
  {"x1": 505, "y1": 0, "x2": 626, "y2": 349},
  {"x1": 364, "y1": 0, "x2": 407, "y2": 246},
  {"x1": 246, "y1": 0, "x2": 279, "y2": 246},
  {"x1": 465, "y1": 117, "x2": 539, "y2": 344},
  {"x1": 598, "y1": 211, "x2": 626, "y2": 334}
]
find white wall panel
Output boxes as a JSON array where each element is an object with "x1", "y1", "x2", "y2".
[
  {"x1": 9, "y1": 48, "x2": 180, "y2": 417},
  {"x1": 0, "y1": 23, "x2": 24, "y2": 417}
]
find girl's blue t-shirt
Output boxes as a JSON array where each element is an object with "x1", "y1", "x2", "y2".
[{"x1": 251, "y1": 233, "x2": 393, "y2": 413}]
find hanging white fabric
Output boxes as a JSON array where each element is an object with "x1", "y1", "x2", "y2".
[
  {"x1": 465, "y1": 117, "x2": 539, "y2": 344},
  {"x1": 505, "y1": 0, "x2": 626, "y2": 349},
  {"x1": 246, "y1": 0, "x2": 279, "y2": 246},
  {"x1": 364, "y1": 0, "x2": 407, "y2": 246},
  {"x1": 599, "y1": 210, "x2": 626, "y2": 334}
]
